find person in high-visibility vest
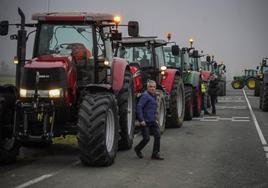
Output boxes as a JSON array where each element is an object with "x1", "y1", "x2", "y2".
[{"x1": 201, "y1": 82, "x2": 210, "y2": 115}]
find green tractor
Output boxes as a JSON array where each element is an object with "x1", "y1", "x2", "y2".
[
  {"x1": 164, "y1": 45, "x2": 202, "y2": 121},
  {"x1": 255, "y1": 58, "x2": 268, "y2": 96},
  {"x1": 231, "y1": 69, "x2": 257, "y2": 90}
]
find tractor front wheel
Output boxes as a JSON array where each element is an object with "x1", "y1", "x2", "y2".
[
  {"x1": 156, "y1": 90, "x2": 166, "y2": 133},
  {"x1": 231, "y1": 80, "x2": 243, "y2": 89},
  {"x1": 166, "y1": 76, "x2": 185, "y2": 128},
  {"x1": 0, "y1": 89, "x2": 20, "y2": 164},
  {"x1": 184, "y1": 86, "x2": 193, "y2": 121},
  {"x1": 77, "y1": 93, "x2": 119, "y2": 166},
  {"x1": 117, "y1": 70, "x2": 135, "y2": 150},
  {"x1": 246, "y1": 78, "x2": 256, "y2": 90}
]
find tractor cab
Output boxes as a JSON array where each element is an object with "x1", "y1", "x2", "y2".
[{"x1": 115, "y1": 37, "x2": 167, "y2": 91}]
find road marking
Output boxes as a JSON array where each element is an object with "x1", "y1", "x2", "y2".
[
  {"x1": 14, "y1": 160, "x2": 80, "y2": 188},
  {"x1": 217, "y1": 106, "x2": 247, "y2": 110},
  {"x1": 243, "y1": 89, "x2": 267, "y2": 146},
  {"x1": 264, "y1": 146, "x2": 268, "y2": 152},
  {"x1": 193, "y1": 116, "x2": 250, "y2": 122},
  {"x1": 15, "y1": 174, "x2": 54, "y2": 188}
]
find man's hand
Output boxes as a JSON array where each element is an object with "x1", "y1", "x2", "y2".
[{"x1": 140, "y1": 121, "x2": 146, "y2": 126}]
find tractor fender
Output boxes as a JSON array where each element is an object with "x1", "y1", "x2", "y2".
[
  {"x1": 200, "y1": 70, "x2": 210, "y2": 82},
  {"x1": 184, "y1": 71, "x2": 200, "y2": 88},
  {"x1": 112, "y1": 57, "x2": 129, "y2": 92},
  {"x1": 263, "y1": 72, "x2": 268, "y2": 84},
  {"x1": 161, "y1": 69, "x2": 180, "y2": 93}
]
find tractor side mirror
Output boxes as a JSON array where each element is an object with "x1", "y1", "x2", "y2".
[
  {"x1": 213, "y1": 63, "x2": 218, "y2": 69},
  {"x1": 128, "y1": 21, "x2": 139, "y2": 37},
  {"x1": 0, "y1": 21, "x2": 9, "y2": 36},
  {"x1": 171, "y1": 45, "x2": 180, "y2": 56},
  {"x1": 193, "y1": 50, "x2": 199, "y2": 58},
  {"x1": 206, "y1": 56, "x2": 211, "y2": 62}
]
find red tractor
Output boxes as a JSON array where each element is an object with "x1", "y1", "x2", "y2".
[
  {"x1": 0, "y1": 8, "x2": 139, "y2": 166},
  {"x1": 115, "y1": 37, "x2": 184, "y2": 132}
]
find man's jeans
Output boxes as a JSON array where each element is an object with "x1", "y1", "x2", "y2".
[{"x1": 135, "y1": 122, "x2": 161, "y2": 155}]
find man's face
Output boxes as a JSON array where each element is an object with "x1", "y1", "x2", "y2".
[{"x1": 147, "y1": 83, "x2": 156, "y2": 94}]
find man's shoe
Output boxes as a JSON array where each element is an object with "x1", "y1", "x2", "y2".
[
  {"x1": 151, "y1": 154, "x2": 164, "y2": 160},
  {"x1": 134, "y1": 148, "x2": 143, "y2": 159},
  {"x1": 204, "y1": 111, "x2": 210, "y2": 115}
]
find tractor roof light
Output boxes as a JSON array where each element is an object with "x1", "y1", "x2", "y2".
[
  {"x1": 189, "y1": 38, "x2": 194, "y2": 47},
  {"x1": 166, "y1": 32, "x2": 172, "y2": 41},
  {"x1": 113, "y1": 16, "x2": 121, "y2": 25}
]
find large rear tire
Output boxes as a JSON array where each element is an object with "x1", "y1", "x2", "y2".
[
  {"x1": 0, "y1": 86, "x2": 20, "y2": 164},
  {"x1": 156, "y1": 90, "x2": 166, "y2": 133},
  {"x1": 184, "y1": 86, "x2": 193, "y2": 121},
  {"x1": 77, "y1": 93, "x2": 119, "y2": 166},
  {"x1": 246, "y1": 78, "x2": 256, "y2": 90},
  {"x1": 166, "y1": 76, "x2": 185, "y2": 128},
  {"x1": 193, "y1": 85, "x2": 202, "y2": 117},
  {"x1": 254, "y1": 80, "x2": 260, "y2": 96},
  {"x1": 218, "y1": 81, "x2": 225, "y2": 96},
  {"x1": 117, "y1": 70, "x2": 135, "y2": 150},
  {"x1": 262, "y1": 83, "x2": 268, "y2": 111}
]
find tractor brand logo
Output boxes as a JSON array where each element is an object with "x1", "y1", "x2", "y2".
[{"x1": 39, "y1": 74, "x2": 50, "y2": 79}]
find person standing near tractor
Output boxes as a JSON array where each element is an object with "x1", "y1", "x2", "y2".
[
  {"x1": 134, "y1": 80, "x2": 164, "y2": 160},
  {"x1": 208, "y1": 72, "x2": 219, "y2": 115}
]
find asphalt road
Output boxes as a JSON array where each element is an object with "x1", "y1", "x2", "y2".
[{"x1": 1, "y1": 83, "x2": 268, "y2": 188}]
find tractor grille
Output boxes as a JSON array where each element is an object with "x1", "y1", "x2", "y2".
[{"x1": 21, "y1": 67, "x2": 67, "y2": 90}]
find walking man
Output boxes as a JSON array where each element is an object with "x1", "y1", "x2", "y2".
[
  {"x1": 134, "y1": 80, "x2": 164, "y2": 160},
  {"x1": 208, "y1": 72, "x2": 219, "y2": 115}
]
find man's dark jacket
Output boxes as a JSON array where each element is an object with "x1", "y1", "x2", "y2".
[
  {"x1": 208, "y1": 79, "x2": 219, "y2": 96},
  {"x1": 136, "y1": 91, "x2": 157, "y2": 123}
]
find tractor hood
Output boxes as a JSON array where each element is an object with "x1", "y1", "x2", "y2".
[
  {"x1": 25, "y1": 54, "x2": 73, "y2": 71},
  {"x1": 21, "y1": 55, "x2": 74, "y2": 91}
]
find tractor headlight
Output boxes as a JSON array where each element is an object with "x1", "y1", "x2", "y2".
[
  {"x1": 160, "y1": 66, "x2": 167, "y2": 71},
  {"x1": 49, "y1": 89, "x2": 62, "y2": 98},
  {"x1": 20, "y1": 88, "x2": 27, "y2": 97}
]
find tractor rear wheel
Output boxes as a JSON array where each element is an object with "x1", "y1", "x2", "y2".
[
  {"x1": 77, "y1": 93, "x2": 119, "y2": 166},
  {"x1": 117, "y1": 70, "x2": 135, "y2": 150},
  {"x1": 259, "y1": 82, "x2": 263, "y2": 109},
  {"x1": 156, "y1": 90, "x2": 166, "y2": 133},
  {"x1": 254, "y1": 80, "x2": 260, "y2": 96},
  {"x1": 0, "y1": 87, "x2": 20, "y2": 164},
  {"x1": 262, "y1": 83, "x2": 268, "y2": 111},
  {"x1": 218, "y1": 81, "x2": 225, "y2": 96},
  {"x1": 193, "y1": 85, "x2": 202, "y2": 117},
  {"x1": 166, "y1": 76, "x2": 185, "y2": 128},
  {"x1": 246, "y1": 78, "x2": 256, "y2": 90},
  {"x1": 184, "y1": 86, "x2": 193, "y2": 121}
]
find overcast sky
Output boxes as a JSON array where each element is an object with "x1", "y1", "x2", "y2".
[{"x1": 1, "y1": 0, "x2": 268, "y2": 79}]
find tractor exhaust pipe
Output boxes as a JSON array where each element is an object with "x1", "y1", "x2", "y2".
[{"x1": 15, "y1": 8, "x2": 27, "y2": 88}]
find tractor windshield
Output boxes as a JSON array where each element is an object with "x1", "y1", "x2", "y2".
[
  {"x1": 164, "y1": 49, "x2": 181, "y2": 68},
  {"x1": 117, "y1": 46, "x2": 153, "y2": 68},
  {"x1": 36, "y1": 24, "x2": 94, "y2": 59}
]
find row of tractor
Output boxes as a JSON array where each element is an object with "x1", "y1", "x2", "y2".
[
  {"x1": 231, "y1": 58, "x2": 268, "y2": 112},
  {"x1": 0, "y1": 9, "x2": 226, "y2": 166}
]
